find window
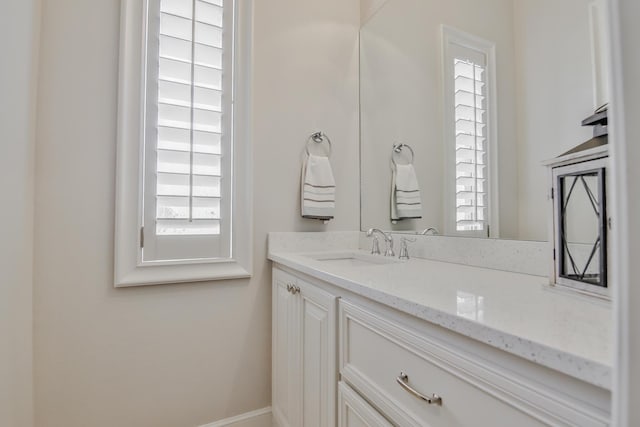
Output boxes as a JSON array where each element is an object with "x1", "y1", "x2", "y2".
[
  {"x1": 115, "y1": 0, "x2": 252, "y2": 287},
  {"x1": 143, "y1": 0, "x2": 232, "y2": 262},
  {"x1": 442, "y1": 26, "x2": 498, "y2": 237}
]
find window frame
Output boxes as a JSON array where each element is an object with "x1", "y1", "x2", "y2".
[
  {"x1": 441, "y1": 25, "x2": 499, "y2": 238},
  {"x1": 115, "y1": 0, "x2": 252, "y2": 287}
]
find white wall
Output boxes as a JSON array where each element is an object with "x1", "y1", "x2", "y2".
[
  {"x1": 514, "y1": 0, "x2": 595, "y2": 241},
  {"x1": 32, "y1": 0, "x2": 359, "y2": 426},
  {"x1": 0, "y1": 1, "x2": 39, "y2": 426},
  {"x1": 361, "y1": 0, "x2": 388, "y2": 23}
]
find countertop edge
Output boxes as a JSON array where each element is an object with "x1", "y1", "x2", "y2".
[{"x1": 268, "y1": 251, "x2": 612, "y2": 390}]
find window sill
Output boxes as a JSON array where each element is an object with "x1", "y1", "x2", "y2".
[{"x1": 115, "y1": 259, "x2": 252, "y2": 288}]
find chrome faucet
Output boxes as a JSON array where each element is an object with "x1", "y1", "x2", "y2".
[
  {"x1": 417, "y1": 227, "x2": 439, "y2": 236},
  {"x1": 398, "y1": 237, "x2": 416, "y2": 260},
  {"x1": 366, "y1": 228, "x2": 395, "y2": 257}
]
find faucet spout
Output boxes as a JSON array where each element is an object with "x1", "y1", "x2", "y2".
[
  {"x1": 418, "y1": 227, "x2": 439, "y2": 236},
  {"x1": 366, "y1": 228, "x2": 391, "y2": 242}
]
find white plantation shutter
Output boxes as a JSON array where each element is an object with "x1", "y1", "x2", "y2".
[
  {"x1": 442, "y1": 27, "x2": 496, "y2": 238},
  {"x1": 143, "y1": 0, "x2": 233, "y2": 261},
  {"x1": 454, "y1": 56, "x2": 487, "y2": 232}
]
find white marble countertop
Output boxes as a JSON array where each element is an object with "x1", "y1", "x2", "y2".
[{"x1": 268, "y1": 248, "x2": 612, "y2": 390}]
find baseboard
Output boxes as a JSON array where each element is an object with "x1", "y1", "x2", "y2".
[{"x1": 199, "y1": 407, "x2": 272, "y2": 427}]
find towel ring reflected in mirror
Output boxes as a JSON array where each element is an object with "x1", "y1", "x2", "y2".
[
  {"x1": 306, "y1": 131, "x2": 332, "y2": 157},
  {"x1": 392, "y1": 143, "x2": 415, "y2": 167}
]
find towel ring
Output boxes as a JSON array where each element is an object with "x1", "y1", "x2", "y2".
[
  {"x1": 306, "y1": 132, "x2": 332, "y2": 157},
  {"x1": 392, "y1": 143, "x2": 414, "y2": 167}
]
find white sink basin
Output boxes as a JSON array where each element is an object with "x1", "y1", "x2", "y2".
[{"x1": 304, "y1": 251, "x2": 400, "y2": 267}]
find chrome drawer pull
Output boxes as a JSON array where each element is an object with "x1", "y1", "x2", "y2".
[
  {"x1": 396, "y1": 372, "x2": 443, "y2": 406},
  {"x1": 285, "y1": 283, "x2": 300, "y2": 294}
]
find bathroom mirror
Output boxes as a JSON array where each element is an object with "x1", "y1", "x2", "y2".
[{"x1": 360, "y1": 0, "x2": 611, "y2": 241}]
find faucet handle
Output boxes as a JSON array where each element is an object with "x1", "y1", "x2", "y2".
[
  {"x1": 384, "y1": 236, "x2": 395, "y2": 257},
  {"x1": 398, "y1": 237, "x2": 416, "y2": 260},
  {"x1": 370, "y1": 236, "x2": 381, "y2": 255}
]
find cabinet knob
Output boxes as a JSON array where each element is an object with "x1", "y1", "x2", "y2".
[{"x1": 396, "y1": 372, "x2": 442, "y2": 406}]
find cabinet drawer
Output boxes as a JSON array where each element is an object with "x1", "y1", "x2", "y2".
[
  {"x1": 339, "y1": 382, "x2": 393, "y2": 427},
  {"x1": 339, "y1": 300, "x2": 586, "y2": 427}
]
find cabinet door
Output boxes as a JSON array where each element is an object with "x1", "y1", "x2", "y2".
[
  {"x1": 272, "y1": 270, "x2": 300, "y2": 427},
  {"x1": 338, "y1": 382, "x2": 392, "y2": 427},
  {"x1": 299, "y1": 278, "x2": 338, "y2": 427}
]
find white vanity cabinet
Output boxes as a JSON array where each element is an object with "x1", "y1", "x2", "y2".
[
  {"x1": 272, "y1": 264, "x2": 611, "y2": 427},
  {"x1": 272, "y1": 268, "x2": 338, "y2": 427}
]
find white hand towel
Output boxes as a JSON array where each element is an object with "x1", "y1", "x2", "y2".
[
  {"x1": 391, "y1": 163, "x2": 422, "y2": 220},
  {"x1": 301, "y1": 154, "x2": 335, "y2": 220}
]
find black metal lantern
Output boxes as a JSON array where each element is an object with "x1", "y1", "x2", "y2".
[{"x1": 545, "y1": 108, "x2": 609, "y2": 298}]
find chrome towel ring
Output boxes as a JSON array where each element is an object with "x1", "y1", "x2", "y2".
[
  {"x1": 392, "y1": 143, "x2": 414, "y2": 166},
  {"x1": 306, "y1": 131, "x2": 332, "y2": 157}
]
